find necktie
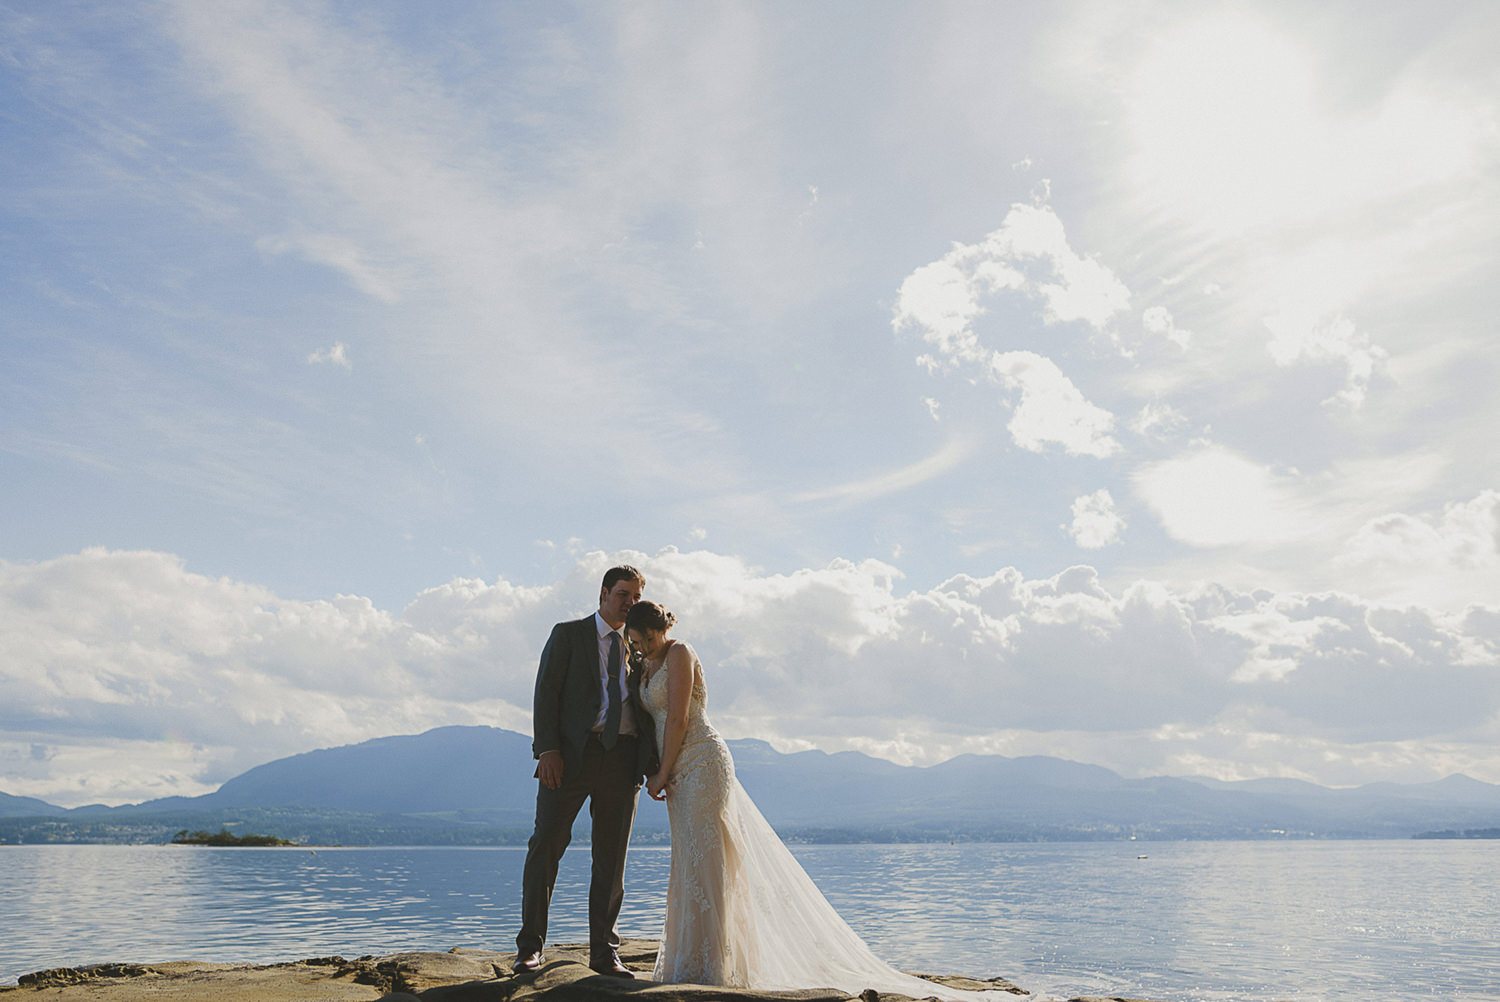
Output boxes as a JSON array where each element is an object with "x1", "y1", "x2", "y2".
[{"x1": 602, "y1": 631, "x2": 623, "y2": 750}]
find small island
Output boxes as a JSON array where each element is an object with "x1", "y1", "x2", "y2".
[{"x1": 169, "y1": 828, "x2": 298, "y2": 847}]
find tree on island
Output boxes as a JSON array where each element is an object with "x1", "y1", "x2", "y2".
[{"x1": 171, "y1": 828, "x2": 298, "y2": 846}]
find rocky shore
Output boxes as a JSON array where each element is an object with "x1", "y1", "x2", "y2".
[{"x1": 1, "y1": 939, "x2": 1159, "y2": 1002}]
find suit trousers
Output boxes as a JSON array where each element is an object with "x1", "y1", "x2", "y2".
[{"x1": 517, "y1": 734, "x2": 641, "y2": 959}]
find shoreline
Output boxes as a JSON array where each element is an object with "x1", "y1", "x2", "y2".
[{"x1": 0, "y1": 940, "x2": 1121, "y2": 1001}]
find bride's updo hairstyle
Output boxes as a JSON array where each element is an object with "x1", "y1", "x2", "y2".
[{"x1": 625, "y1": 600, "x2": 675, "y2": 634}]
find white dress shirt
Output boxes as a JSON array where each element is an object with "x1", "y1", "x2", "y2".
[{"x1": 591, "y1": 612, "x2": 636, "y2": 737}]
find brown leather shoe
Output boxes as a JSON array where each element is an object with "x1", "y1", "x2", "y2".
[
  {"x1": 589, "y1": 952, "x2": 635, "y2": 979},
  {"x1": 511, "y1": 950, "x2": 544, "y2": 974}
]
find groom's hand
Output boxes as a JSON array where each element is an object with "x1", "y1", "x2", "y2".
[{"x1": 537, "y1": 750, "x2": 564, "y2": 789}]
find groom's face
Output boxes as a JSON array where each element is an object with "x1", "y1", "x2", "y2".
[{"x1": 598, "y1": 577, "x2": 642, "y2": 628}]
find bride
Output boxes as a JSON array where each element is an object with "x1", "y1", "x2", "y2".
[{"x1": 623, "y1": 601, "x2": 1010, "y2": 1000}]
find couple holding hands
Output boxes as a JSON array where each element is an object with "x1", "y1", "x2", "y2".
[{"x1": 512, "y1": 565, "x2": 1000, "y2": 1000}]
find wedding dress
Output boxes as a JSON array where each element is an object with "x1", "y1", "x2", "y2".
[{"x1": 639, "y1": 641, "x2": 1008, "y2": 1000}]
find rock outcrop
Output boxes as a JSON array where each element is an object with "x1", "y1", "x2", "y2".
[{"x1": 5, "y1": 939, "x2": 1160, "y2": 1002}]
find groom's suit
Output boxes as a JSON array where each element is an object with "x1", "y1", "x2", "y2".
[{"x1": 517, "y1": 613, "x2": 659, "y2": 963}]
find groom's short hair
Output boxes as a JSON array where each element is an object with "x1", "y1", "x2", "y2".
[{"x1": 602, "y1": 565, "x2": 644, "y2": 592}]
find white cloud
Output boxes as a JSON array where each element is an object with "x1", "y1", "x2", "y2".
[
  {"x1": 157, "y1": 0, "x2": 733, "y2": 496},
  {"x1": 1264, "y1": 311, "x2": 1388, "y2": 408},
  {"x1": 1338, "y1": 490, "x2": 1500, "y2": 611},
  {"x1": 991, "y1": 351, "x2": 1119, "y2": 457},
  {"x1": 7, "y1": 5, "x2": 1500, "y2": 809},
  {"x1": 306, "y1": 341, "x2": 352, "y2": 369},
  {"x1": 1124, "y1": 450, "x2": 1495, "y2": 615},
  {"x1": 0, "y1": 549, "x2": 535, "y2": 804},
  {"x1": 1107, "y1": 6, "x2": 1491, "y2": 436},
  {"x1": 894, "y1": 203, "x2": 1127, "y2": 456},
  {"x1": 260, "y1": 232, "x2": 399, "y2": 304},
  {"x1": 895, "y1": 202, "x2": 1131, "y2": 365},
  {"x1": 895, "y1": 257, "x2": 993, "y2": 368},
  {"x1": 976, "y1": 203, "x2": 1131, "y2": 329},
  {"x1": 1141, "y1": 306, "x2": 1191, "y2": 349},
  {"x1": 1125, "y1": 12, "x2": 1491, "y2": 236},
  {"x1": 1133, "y1": 445, "x2": 1313, "y2": 547},
  {"x1": 1129, "y1": 399, "x2": 1189, "y2": 440},
  {"x1": 794, "y1": 436, "x2": 977, "y2": 507},
  {"x1": 1067, "y1": 490, "x2": 1125, "y2": 549},
  {"x1": 4, "y1": 547, "x2": 1498, "y2": 805}
]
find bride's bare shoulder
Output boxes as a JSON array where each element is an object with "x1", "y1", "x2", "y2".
[{"x1": 664, "y1": 638, "x2": 697, "y2": 669}]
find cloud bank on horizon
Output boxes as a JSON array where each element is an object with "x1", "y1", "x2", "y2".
[
  {"x1": 4, "y1": 546, "x2": 1498, "y2": 806},
  {"x1": 2, "y1": 1, "x2": 1497, "y2": 805}
]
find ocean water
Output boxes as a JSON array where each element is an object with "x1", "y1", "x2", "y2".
[{"x1": 0, "y1": 840, "x2": 1495, "y2": 1000}]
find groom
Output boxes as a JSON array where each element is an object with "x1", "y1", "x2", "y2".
[{"x1": 514, "y1": 565, "x2": 658, "y2": 978}]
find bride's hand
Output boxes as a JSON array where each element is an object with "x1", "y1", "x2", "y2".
[{"x1": 646, "y1": 771, "x2": 668, "y2": 801}]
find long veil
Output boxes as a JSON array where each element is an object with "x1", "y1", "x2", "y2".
[{"x1": 661, "y1": 774, "x2": 1011, "y2": 1001}]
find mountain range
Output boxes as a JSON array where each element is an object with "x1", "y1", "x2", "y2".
[{"x1": 4, "y1": 725, "x2": 1499, "y2": 842}]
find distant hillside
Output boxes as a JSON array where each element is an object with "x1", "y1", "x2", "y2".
[
  {"x1": 5, "y1": 726, "x2": 1499, "y2": 843},
  {"x1": 108, "y1": 726, "x2": 541, "y2": 827},
  {"x1": 0, "y1": 791, "x2": 66, "y2": 819}
]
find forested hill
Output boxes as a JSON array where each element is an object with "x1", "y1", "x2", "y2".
[{"x1": 4, "y1": 725, "x2": 1498, "y2": 843}]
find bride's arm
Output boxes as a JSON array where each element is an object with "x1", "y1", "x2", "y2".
[{"x1": 646, "y1": 644, "x2": 693, "y2": 800}]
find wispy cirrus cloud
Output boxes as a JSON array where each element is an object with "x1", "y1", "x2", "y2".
[
  {"x1": 157, "y1": 0, "x2": 743, "y2": 500},
  {"x1": 6, "y1": 1, "x2": 1500, "y2": 806},
  {"x1": 1123, "y1": 12, "x2": 1493, "y2": 237},
  {"x1": 1336, "y1": 489, "x2": 1500, "y2": 613},
  {"x1": 794, "y1": 436, "x2": 977, "y2": 508}
]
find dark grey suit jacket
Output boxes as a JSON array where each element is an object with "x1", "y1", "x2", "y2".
[{"x1": 532, "y1": 615, "x2": 658, "y2": 783}]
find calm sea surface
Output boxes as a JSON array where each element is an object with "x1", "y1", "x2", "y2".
[{"x1": 1, "y1": 841, "x2": 1495, "y2": 1000}]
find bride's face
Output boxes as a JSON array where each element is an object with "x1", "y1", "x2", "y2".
[{"x1": 626, "y1": 627, "x2": 663, "y2": 660}]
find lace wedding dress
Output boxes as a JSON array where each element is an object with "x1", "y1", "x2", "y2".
[{"x1": 639, "y1": 641, "x2": 1007, "y2": 1000}]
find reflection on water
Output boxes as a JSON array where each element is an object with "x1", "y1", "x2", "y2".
[
  {"x1": 2, "y1": 841, "x2": 1497, "y2": 1001},
  {"x1": 796, "y1": 841, "x2": 1500, "y2": 1002},
  {"x1": 0, "y1": 845, "x2": 554, "y2": 975}
]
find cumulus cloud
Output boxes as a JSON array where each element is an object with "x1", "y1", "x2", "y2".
[
  {"x1": 991, "y1": 352, "x2": 1119, "y2": 457},
  {"x1": 895, "y1": 202, "x2": 1131, "y2": 364},
  {"x1": 1128, "y1": 451, "x2": 1499, "y2": 615},
  {"x1": 1129, "y1": 399, "x2": 1189, "y2": 440},
  {"x1": 894, "y1": 202, "x2": 1127, "y2": 456},
  {"x1": 4, "y1": 547, "x2": 1499, "y2": 805},
  {"x1": 306, "y1": 341, "x2": 352, "y2": 369},
  {"x1": 896, "y1": 256, "x2": 995, "y2": 367},
  {"x1": 1337, "y1": 490, "x2": 1500, "y2": 611},
  {"x1": 0, "y1": 548, "x2": 537, "y2": 804},
  {"x1": 1067, "y1": 490, "x2": 1125, "y2": 548},
  {"x1": 1264, "y1": 311, "x2": 1389, "y2": 408},
  {"x1": 978, "y1": 203, "x2": 1131, "y2": 329}
]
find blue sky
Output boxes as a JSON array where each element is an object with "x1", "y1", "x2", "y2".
[{"x1": 3, "y1": 1, "x2": 1498, "y2": 806}]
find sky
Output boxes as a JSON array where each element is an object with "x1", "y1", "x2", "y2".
[{"x1": 2, "y1": 0, "x2": 1498, "y2": 808}]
